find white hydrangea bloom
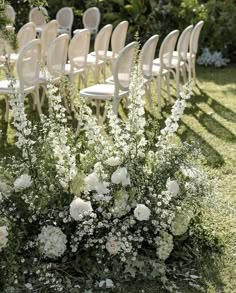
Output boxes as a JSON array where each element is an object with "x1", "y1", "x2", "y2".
[
  {"x1": 111, "y1": 167, "x2": 130, "y2": 186},
  {"x1": 166, "y1": 178, "x2": 179, "y2": 197},
  {"x1": 70, "y1": 198, "x2": 93, "y2": 220},
  {"x1": 156, "y1": 231, "x2": 173, "y2": 260},
  {"x1": 105, "y1": 237, "x2": 120, "y2": 255},
  {"x1": 134, "y1": 204, "x2": 151, "y2": 221},
  {"x1": 171, "y1": 211, "x2": 192, "y2": 236},
  {"x1": 105, "y1": 156, "x2": 121, "y2": 167},
  {"x1": 0, "y1": 226, "x2": 8, "y2": 251},
  {"x1": 14, "y1": 174, "x2": 32, "y2": 191},
  {"x1": 38, "y1": 226, "x2": 67, "y2": 258}
]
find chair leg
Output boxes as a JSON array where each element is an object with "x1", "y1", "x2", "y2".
[
  {"x1": 112, "y1": 98, "x2": 119, "y2": 115},
  {"x1": 157, "y1": 75, "x2": 162, "y2": 113},
  {"x1": 175, "y1": 67, "x2": 180, "y2": 98},
  {"x1": 166, "y1": 72, "x2": 171, "y2": 103},
  {"x1": 5, "y1": 97, "x2": 9, "y2": 122},
  {"x1": 40, "y1": 85, "x2": 47, "y2": 107},
  {"x1": 146, "y1": 81, "x2": 153, "y2": 113},
  {"x1": 192, "y1": 56, "x2": 197, "y2": 84},
  {"x1": 182, "y1": 65, "x2": 187, "y2": 84},
  {"x1": 188, "y1": 59, "x2": 192, "y2": 82},
  {"x1": 35, "y1": 87, "x2": 42, "y2": 117},
  {"x1": 96, "y1": 100, "x2": 101, "y2": 121}
]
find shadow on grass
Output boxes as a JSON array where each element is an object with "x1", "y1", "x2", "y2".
[{"x1": 197, "y1": 86, "x2": 236, "y2": 123}]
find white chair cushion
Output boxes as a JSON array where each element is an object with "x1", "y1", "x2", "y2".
[{"x1": 80, "y1": 84, "x2": 128, "y2": 99}]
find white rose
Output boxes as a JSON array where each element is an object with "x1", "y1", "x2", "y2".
[
  {"x1": 0, "y1": 226, "x2": 8, "y2": 251},
  {"x1": 0, "y1": 181, "x2": 10, "y2": 193},
  {"x1": 99, "y1": 279, "x2": 114, "y2": 288},
  {"x1": 105, "y1": 157, "x2": 121, "y2": 167},
  {"x1": 166, "y1": 178, "x2": 179, "y2": 196},
  {"x1": 105, "y1": 237, "x2": 120, "y2": 255},
  {"x1": 70, "y1": 198, "x2": 93, "y2": 220},
  {"x1": 134, "y1": 204, "x2": 151, "y2": 221},
  {"x1": 14, "y1": 174, "x2": 32, "y2": 191},
  {"x1": 111, "y1": 167, "x2": 130, "y2": 186}
]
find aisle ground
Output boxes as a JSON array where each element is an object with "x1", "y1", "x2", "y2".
[{"x1": 0, "y1": 65, "x2": 235, "y2": 292}]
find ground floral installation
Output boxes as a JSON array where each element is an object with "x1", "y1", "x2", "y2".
[{"x1": 0, "y1": 53, "x2": 213, "y2": 292}]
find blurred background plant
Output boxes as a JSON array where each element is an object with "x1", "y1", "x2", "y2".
[{"x1": 2, "y1": 0, "x2": 236, "y2": 64}]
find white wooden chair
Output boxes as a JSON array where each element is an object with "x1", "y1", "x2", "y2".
[
  {"x1": 40, "y1": 34, "x2": 69, "y2": 106},
  {"x1": 188, "y1": 21, "x2": 204, "y2": 83},
  {"x1": 152, "y1": 30, "x2": 179, "y2": 112},
  {"x1": 29, "y1": 7, "x2": 48, "y2": 36},
  {"x1": 65, "y1": 29, "x2": 90, "y2": 89},
  {"x1": 5, "y1": 4, "x2": 16, "y2": 30},
  {"x1": 170, "y1": 25, "x2": 193, "y2": 97},
  {"x1": 82, "y1": 7, "x2": 101, "y2": 36},
  {"x1": 140, "y1": 34, "x2": 159, "y2": 111},
  {"x1": 106, "y1": 20, "x2": 129, "y2": 70},
  {"x1": 10, "y1": 22, "x2": 36, "y2": 63},
  {"x1": 41, "y1": 20, "x2": 59, "y2": 64},
  {"x1": 80, "y1": 41, "x2": 137, "y2": 121},
  {"x1": 87, "y1": 24, "x2": 113, "y2": 83},
  {"x1": 56, "y1": 7, "x2": 74, "y2": 37},
  {"x1": 0, "y1": 39, "x2": 42, "y2": 121}
]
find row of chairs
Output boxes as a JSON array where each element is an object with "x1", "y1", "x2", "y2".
[
  {"x1": 0, "y1": 17, "x2": 204, "y2": 121},
  {"x1": 5, "y1": 5, "x2": 100, "y2": 37}
]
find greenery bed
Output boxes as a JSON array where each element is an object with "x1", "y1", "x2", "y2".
[{"x1": 0, "y1": 64, "x2": 235, "y2": 292}]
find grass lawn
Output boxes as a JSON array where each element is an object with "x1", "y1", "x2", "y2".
[{"x1": 0, "y1": 64, "x2": 236, "y2": 292}]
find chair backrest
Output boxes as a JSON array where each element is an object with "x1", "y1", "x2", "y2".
[
  {"x1": 159, "y1": 30, "x2": 179, "y2": 69},
  {"x1": 29, "y1": 7, "x2": 48, "y2": 27},
  {"x1": 83, "y1": 7, "x2": 101, "y2": 34},
  {"x1": 69, "y1": 29, "x2": 90, "y2": 70},
  {"x1": 140, "y1": 34, "x2": 159, "y2": 80},
  {"x1": 190, "y1": 21, "x2": 204, "y2": 56},
  {"x1": 5, "y1": 5, "x2": 16, "y2": 24},
  {"x1": 17, "y1": 39, "x2": 41, "y2": 88},
  {"x1": 114, "y1": 41, "x2": 137, "y2": 92},
  {"x1": 41, "y1": 20, "x2": 59, "y2": 63},
  {"x1": 56, "y1": 7, "x2": 74, "y2": 32},
  {"x1": 111, "y1": 20, "x2": 129, "y2": 57},
  {"x1": 47, "y1": 34, "x2": 69, "y2": 79},
  {"x1": 17, "y1": 22, "x2": 36, "y2": 51},
  {"x1": 94, "y1": 24, "x2": 113, "y2": 60},
  {"x1": 177, "y1": 25, "x2": 194, "y2": 62}
]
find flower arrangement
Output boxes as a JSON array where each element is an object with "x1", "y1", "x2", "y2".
[{"x1": 0, "y1": 54, "x2": 212, "y2": 292}]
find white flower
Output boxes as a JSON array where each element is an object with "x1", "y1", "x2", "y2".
[
  {"x1": 38, "y1": 226, "x2": 67, "y2": 258},
  {"x1": 134, "y1": 204, "x2": 151, "y2": 221},
  {"x1": 84, "y1": 172, "x2": 109, "y2": 194},
  {"x1": 0, "y1": 226, "x2": 8, "y2": 251},
  {"x1": 106, "y1": 237, "x2": 120, "y2": 255},
  {"x1": 111, "y1": 167, "x2": 130, "y2": 186},
  {"x1": 99, "y1": 279, "x2": 114, "y2": 288},
  {"x1": 156, "y1": 231, "x2": 173, "y2": 260},
  {"x1": 14, "y1": 174, "x2": 32, "y2": 191},
  {"x1": 166, "y1": 178, "x2": 179, "y2": 196},
  {"x1": 105, "y1": 156, "x2": 121, "y2": 167},
  {"x1": 70, "y1": 198, "x2": 93, "y2": 220},
  {"x1": 171, "y1": 211, "x2": 192, "y2": 236},
  {"x1": 0, "y1": 181, "x2": 10, "y2": 193}
]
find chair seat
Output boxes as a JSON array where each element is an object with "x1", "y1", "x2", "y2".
[
  {"x1": 65, "y1": 63, "x2": 85, "y2": 75},
  {"x1": 58, "y1": 28, "x2": 69, "y2": 34},
  {"x1": 105, "y1": 73, "x2": 130, "y2": 85},
  {"x1": 152, "y1": 64, "x2": 168, "y2": 76},
  {"x1": 80, "y1": 84, "x2": 127, "y2": 99},
  {"x1": 170, "y1": 58, "x2": 185, "y2": 68},
  {"x1": 89, "y1": 51, "x2": 108, "y2": 60},
  {"x1": 0, "y1": 79, "x2": 35, "y2": 94},
  {"x1": 87, "y1": 54, "x2": 105, "y2": 65}
]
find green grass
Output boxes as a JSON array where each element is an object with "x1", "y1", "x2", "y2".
[{"x1": 0, "y1": 65, "x2": 236, "y2": 292}]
